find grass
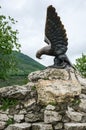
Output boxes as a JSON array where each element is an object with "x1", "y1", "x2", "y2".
[{"x1": 0, "y1": 98, "x2": 18, "y2": 111}]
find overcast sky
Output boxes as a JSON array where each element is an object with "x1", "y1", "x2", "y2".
[{"x1": 0, "y1": 0, "x2": 86, "y2": 66}]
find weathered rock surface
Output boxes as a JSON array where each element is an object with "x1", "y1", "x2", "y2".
[
  {"x1": 66, "y1": 107, "x2": 84, "y2": 122},
  {"x1": 0, "y1": 68, "x2": 85, "y2": 130},
  {"x1": 14, "y1": 114, "x2": 24, "y2": 123},
  {"x1": 78, "y1": 76, "x2": 86, "y2": 86},
  {"x1": 44, "y1": 110, "x2": 62, "y2": 123},
  {"x1": 25, "y1": 112, "x2": 43, "y2": 123},
  {"x1": 36, "y1": 79, "x2": 81, "y2": 105},
  {"x1": 5, "y1": 123, "x2": 31, "y2": 130},
  {"x1": 79, "y1": 99, "x2": 86, "y2": 112},
  {"x1": 0, "y1": 114, "x2": 8, "y2": 122},
  {"x1": 0, "y1": 82, "x2": 35, "y2": 100},
  {"x1": 0, "y1": 121, "x2": 6, "y2": 130},
  {"x1": 28, "y1": 68, "x2": 81, "y2": 105},
  {"x1": 28, "y1": 68, "x2": 70, "y2": 81},
  {"x1": 64, "y1": 123, "x2": 86, "y2": 130},
  {"x1": 54, "y1": 123, "x2": 63, "y2": 130},
  {"x1": 32, "y1": 122, "x2": 53, "y2": 130},
  {"x1": 46, "y1": 105, "x2": 55, "y2": 111}
]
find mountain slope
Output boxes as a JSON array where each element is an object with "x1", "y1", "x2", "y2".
[
  {"x1": 0, "y1": 51, "x2": 45, "y2": 87},
  {"x1": 12, "y1": 51, "x2": 45, "y2": 75}
]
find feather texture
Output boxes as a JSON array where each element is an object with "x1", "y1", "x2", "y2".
[{"x1": 45, "y1": 5, "x2": 68, "y2": 53}]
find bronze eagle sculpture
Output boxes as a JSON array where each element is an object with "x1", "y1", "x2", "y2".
[{"x1": 36, "y1": 5, "x2": 72, "y2": 68}]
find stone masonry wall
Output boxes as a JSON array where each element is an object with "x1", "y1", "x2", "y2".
[{"x1": 0, "y1": 68, "x2": 86, "y2": 130}]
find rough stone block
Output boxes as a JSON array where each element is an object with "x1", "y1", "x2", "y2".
[
  {"x1": 46, "y1": 105, "x2": 55, "y2": 111},
  {"x1": 25, "y1": 112, "x2": 43, "y2": 122},
  {"x1": 0, "y1": 114, "x2": 8, "y2": 121},
  {"x1": 31, "y1": 68, "x2": 81, "y2": 105},
  {"x1": 66, "y1": 107, "x2": 83, "y2": 122},
  {"x1": 14, "y1": 114, "x2": 24, "y2": 123},
  {"x1": 54, "y1": 122, "x2": 63, "y2": 130},
  {"x1": 79, "y1": 99, "x2": 86, "y2": 112},
  {"x1": 44, "y1": 110, "x2": 62, "y2": 123},
  {"x1": 5, "y1": 123, "x2": 31, "y2": 130},
  {"x1": 0, "y1": 121, "x2": 6, "y2": 130},
  {"x1": 0, "y1": 82, "x2": 35, "y2": 100},
  {"x1": 64, "y1": 123, "x2": 86, "y2": 130},
  {"x1": 19, "y1": 109, "x2": 27, "y2": 114},
  {"x1": 24, "y1": 98, "x2": 36, "y2": 108},
  {"x1": 32, "y1": 122, "x2": 53, "y2": 130},
  {"x1": 62, "y1": 115, "x2": 70, "y2": 123}
]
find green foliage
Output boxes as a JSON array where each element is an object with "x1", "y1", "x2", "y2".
[
  {"x1": 0, "y1": 98, "x2": 18, "y2": 111},
  {"x1": 6, "y1": 118, "x2": 14, "y2": 125},
  {"x1": 0, "y1": 7, "x2": 21, "y2": 79},
  {"x1": 75, "y1": 54, "x2": 86, "y2": 77},
  {"x1": 71, "y1": 98, "x2": 81, "y2": 106},
  {"x1": 31, "y1": 86, "x2": 36, "y2": 91},
  {"x1": 49, "y1": 102, "x2": 57, "y2": 106}
]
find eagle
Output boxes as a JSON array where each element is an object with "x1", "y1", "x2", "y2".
[{"x1": 36, "y1": 5, "x2": 72, "y2": 68}]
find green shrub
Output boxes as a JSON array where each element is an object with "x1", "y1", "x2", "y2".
[{"x1": 75, "y1": 54, "x2": 86, "y2": 78}]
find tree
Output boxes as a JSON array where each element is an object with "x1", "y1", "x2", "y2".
[
  {"x1": 75, "y1": 54, "x2": 86, "y2": 78},
  {"x1": 0, "y1": 7, "x2": 21, "y2": 79}
]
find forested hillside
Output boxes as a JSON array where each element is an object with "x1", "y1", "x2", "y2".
[
  {"x1": 11, "y1": 51, "x2": 45, "y2": 75},
  {"x1": 0, "y1": 51, "x2": 45, "y2": 87}
]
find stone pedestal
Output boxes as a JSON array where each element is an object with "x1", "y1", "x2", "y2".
[
  {"x1": 29, "y1": 68, "x2": 81, "y2": 105},
  {"x1": 0, "y1": 68, "x2": 86, "y2": 130}
]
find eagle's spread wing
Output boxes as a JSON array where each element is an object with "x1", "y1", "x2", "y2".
[{"x1": 44, "y1": 5, "x2": 68, "y2": 55}]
